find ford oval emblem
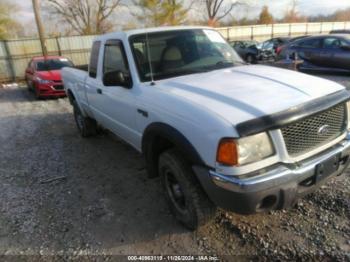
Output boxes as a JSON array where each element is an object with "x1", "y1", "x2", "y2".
[{"x1": 318, "y1": 125, "x2": 330, "y2": 135}]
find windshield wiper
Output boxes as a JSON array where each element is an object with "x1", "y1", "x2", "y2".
[
  {"x1": 154, "y1": 68, "x2": 210, "y2": 80},
  {"x1": 200, "y1": 61, "x2": 234, "y2": 71},
  {"x1": 234, "y1": 61, "x2": 249, "y2": 65}
]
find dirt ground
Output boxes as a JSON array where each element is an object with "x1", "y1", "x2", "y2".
[{"x1": 0, "y1": 76, "x2": 349, "y2": 261}]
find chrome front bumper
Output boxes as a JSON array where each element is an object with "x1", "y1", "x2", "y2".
[
  {"x1": 193, "y1": 137, "x2": 350, "y2": 214},
  {"x1": 210, "y1": 137, "x2": 350, "y2": 193}
]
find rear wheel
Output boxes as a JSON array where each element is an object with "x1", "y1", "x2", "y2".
[
  {"x1": 73, "y1": 101, "x2": 97, "y2": 137},
  {"x1": 159, "y1": 149, "x2": 216, "y2": 230}
]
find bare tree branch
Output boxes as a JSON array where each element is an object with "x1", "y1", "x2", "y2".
[
  {"x1": 47, "y1": 0, "x2": 122, "y2": 35},
  {"x1": 204, "y1": 0, "x2": 245, "y2": 26}
]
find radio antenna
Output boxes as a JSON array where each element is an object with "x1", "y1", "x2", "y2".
[{"x1": 145, "y1": 32, "x2": 155, "y2": 86}]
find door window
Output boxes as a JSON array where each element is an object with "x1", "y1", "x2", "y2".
[
  {"x1": 103, "y1": 41, "x2": 129, "y2": 74},
  {"x1": 323, "y1": 37, "x2": 346, "y2": 49},
  {"x1": 297, "y1": 38, "x2": 321, "y2": 48}
]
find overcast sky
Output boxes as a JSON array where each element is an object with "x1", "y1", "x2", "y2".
[{"x1": 11, "y1": 0, "x2": 350, "y2": 28}]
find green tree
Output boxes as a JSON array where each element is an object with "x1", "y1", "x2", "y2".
[
  {"x1": 258, "y1": 5, "x2": 273, "y2": 24},
  {"x1": 133, "y1": 0, "x2": 162, "y2": 26},
  {"x1": 159, "y1": 0, "x2": 189, "y2": 26},
  {"x1": 0, "y1": 1, "x2": 23, "y2": 39},
  {"x1": 133, "y1": 0, "x2": 190, "y2": 26}
]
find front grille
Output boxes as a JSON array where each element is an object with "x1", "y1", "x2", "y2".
[
  {"x1": 53, "y1": 85, "x2": 64, "y2": 90},
  {"x1": 281, "y1": 103, "x2": 346, "y2": 157}
]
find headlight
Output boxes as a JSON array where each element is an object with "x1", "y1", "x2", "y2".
[
  {"x1": 35, "y1": 77, "x2": 52, "y2": 84},
  {"x1": 347, "y1": 101, "x2": 350, "y2": 130},
  {"x1": 217, "y1": 133, "x2": 274, "y2": 166},
  {"x1": 237, "y1": 133, "x2": 275, "y2": 165}
]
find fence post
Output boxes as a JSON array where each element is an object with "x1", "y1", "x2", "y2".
[
  {"x1": 305, "y1": 23, "x2": 308, "y2": 35},
  {"x1": 55, "y1": 37, "x2": 62, "y2": 56},
  {"x1": 3, "y1": 40, "x2": 16, "y2": 82},
  {"x1": 226, "y1": 27, "x2": 230, "y2": 41},
  {"x1": 289, "y1": 23, "x2": 292, "y2": 36},
  {"x1": 320, "y1": 22, "x2": 323, "y2": 33},
  {"x1": 271, "y1": 23, "x2": 274, "y2": 38},
  {"x1": 251, "y1": 26, "x2": 253, "y2": 40}
]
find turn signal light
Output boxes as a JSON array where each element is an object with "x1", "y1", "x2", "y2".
[{"x1": 216, "y1": 139, "x2": 238, "y2": 166}]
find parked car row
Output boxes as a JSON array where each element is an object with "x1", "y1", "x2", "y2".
[
  {"x1": 230, "y1": 36, "x2": 307, "y2": 63},
  {"x1": 276, "y1": 34, "x2": 350, "y2": 73},
  {"x1": 231, "y1": 30, "x2": 350, "y2": 73}
]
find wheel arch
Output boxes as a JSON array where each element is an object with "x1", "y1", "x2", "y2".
[
  {"x1": 66, "y1": 88, "x2": 76, "y2": 105},
  {"x1": 141, "y1": 122, "x2": 206, "y2": 178}
]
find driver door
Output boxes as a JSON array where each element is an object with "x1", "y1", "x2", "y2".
[{"x1": 95, "y1": 39, "x2": 139, "y2": 147}]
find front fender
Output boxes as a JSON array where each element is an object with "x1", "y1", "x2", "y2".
[{"x1": 142, "y1": 122, "x2": 206, "y2": 177}]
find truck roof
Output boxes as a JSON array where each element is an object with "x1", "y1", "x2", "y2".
[{"x1": 94, "y1": 26, "x2": 212, "y2": 42}]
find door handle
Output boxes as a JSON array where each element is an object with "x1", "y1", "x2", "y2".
[
  {"x1": 97, "y1": 88, "x2": 102, "y2": 94},
  {"x1": 137, "y1": 109, "x2": 148, "y2": 117}
]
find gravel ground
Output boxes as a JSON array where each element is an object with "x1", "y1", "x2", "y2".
[{"x1": 0, "y1": 75, "x2": 349, "y2": 261}]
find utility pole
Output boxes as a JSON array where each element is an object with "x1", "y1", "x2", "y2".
[{"x1": 32, "y1": 0, "x2": 48, "y2": 56}]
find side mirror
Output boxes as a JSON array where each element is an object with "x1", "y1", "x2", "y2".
[
  {"x1": 26, "y1": 68, "x2": 33, "y2": 74},
  {"x1": 103, "y1": 70, "x2": 131, "y2": 88}
]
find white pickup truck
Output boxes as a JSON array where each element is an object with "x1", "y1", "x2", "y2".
[{"x1": 62, "y1": 26, "x2": 350, "y2": 230}]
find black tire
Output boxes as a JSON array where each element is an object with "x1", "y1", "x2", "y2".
[
  {"x1": 26, "y1": 80, "x2": 33, "y2": 92},
  {"x1": 34, "y1": 86, "x2": 42, "y2": 100},
  {"x1": 159, "y1": 149, "x2": 216, "y2": 230},
  {"x1": 73, "y1": 101, "x2": 97, "y2": 137},
  {"x1": 246, "y1": 54, "x2": 256, "y2": 64}
]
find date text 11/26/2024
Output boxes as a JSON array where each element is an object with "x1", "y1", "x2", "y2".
[{"x1": 127, "y1": 255, "x2": 220, "y2": 261}]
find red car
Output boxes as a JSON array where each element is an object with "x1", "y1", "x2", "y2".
[{"x1": 25, "y1": 56, "x2": 74, "y2": 99}]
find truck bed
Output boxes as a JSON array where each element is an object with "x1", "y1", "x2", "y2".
[{"x1": 62, "y1": 66, "x2": 89, "y2": 106}]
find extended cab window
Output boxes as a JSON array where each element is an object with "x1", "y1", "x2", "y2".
[
  {"x1": 103, "y1": 40, "x2": 129, "y2": 74},
  {"x1": 297, "y1": 38, "x2": 321, "y2": 48},
  {"x1": 89, "y1": 41, "x2": 101, "y2": 78},
  {"x1": 323, "y1": 37, "x2": 349, "y2": 49}
]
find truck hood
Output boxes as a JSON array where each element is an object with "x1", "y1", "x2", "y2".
[{"x1": 159, "y1": 65, "x2": 345, "y2": 126}]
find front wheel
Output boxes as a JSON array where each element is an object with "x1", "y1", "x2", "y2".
[
  {"x1": 34, "y1": 86, "x2": 42, "y2": 99},
  {"x1": 159, "y1": 149, "x2": 216, "y2": 230},
  {"x1": 26, "y1": 80, "x2": 33, "y2": 92},
  {"x1": 246, "y1": 54, "x2": 256, "y2": 64}
]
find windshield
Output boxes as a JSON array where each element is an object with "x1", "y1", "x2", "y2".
[
  {"x1": 36, "y1": 59, "x2": 74, "y2": 71},
  {"x1": 130, "y1": 29, "x2": 243, "y2": 82},
  {"x1": 242, "y1": 41, "x2": 258, "y2": 47}
]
